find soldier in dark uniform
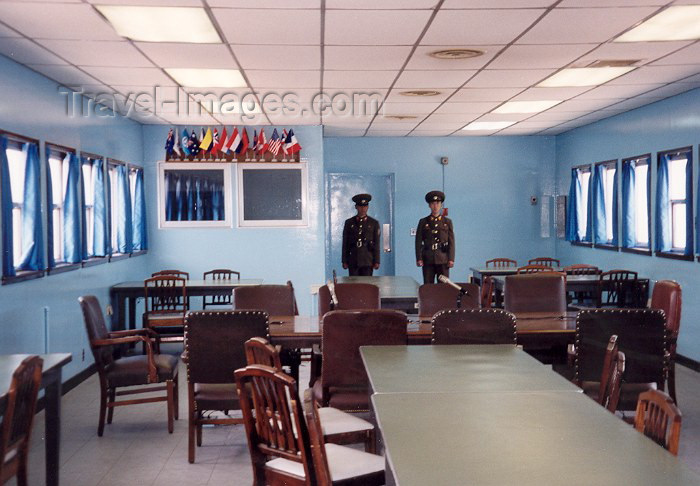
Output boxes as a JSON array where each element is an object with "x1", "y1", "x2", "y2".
[
  {"x1": 415, "y1": 190, "x2": 455, "y2": 284},
  {"x1": 342, "y1": 194, "x2": 381, "y2": 276}
]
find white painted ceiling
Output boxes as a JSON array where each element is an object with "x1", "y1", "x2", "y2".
[{"x1": 1, "y1": 0, "x2": 700, "y2": 136}]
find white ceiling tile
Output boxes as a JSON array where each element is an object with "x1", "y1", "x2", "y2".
[
  {"x1": 507, "y1": 120, "x2": 557, "y2": 128},
  {"x1": 324, "y1": 127, "x2": 367, "y2": 136},
  {"x1": 433, "y1": 101, "x2": 501, "y2": 114},
  {"x1": 423, "y1": 113, "x2": 474, "y2": 124},
  {"x1": 234, "y1": 45, "x2": 320, "y2": 70},
  {"x1": 574, "y1": 83, "x2": 664, "y2": 99},
  {"x1": 651, "y1": 42, "x2": 700, "y2": 66},
  {"x1": 384, "y1": 89, "x2": 454, "y2": 103},
  {"x1": 409, "y1": 129, "x2": 457, "y2": 136},
  {"x1": 465, "y1": 69, "x2": 555, "y2": 88},
  {"x1": 325, "y1": 46, "x2": 412, "y2": 70},
  {"x1": 517, "y1": 7, "x2": 656, "y2": 44},
  {"x1": 496, "y1": 127, "x2": 541, "y2": 135},
  {"x1": 381, "y1": 101, "x2": 442, "y2": 115},
  {"x1": 606, "y1": 65, "x2": 700, "y2": 85},
  {"x1": 324, "y1": 70, "x2": 397, "y2": 89},
  {"x1": 545, "y1": 98, "x2": 618, "y2": 112},
  {"x1": 27, "y1": 64, "x2": 101, "y2": 86},
  {"x1": 450, "y1": 87, "x2": 522, "y2": 102},
  {"x1": 323, "y1": 118, "x2": 372, "y2": 127},
  {"x1": 395, "y1": 70, "x2": 476, "y2": 88},
  {"x1": 267, "y1": 114, "x2": 321, "y2": 125},
  {"x1": 366, "y1": 129, "x2": 410, "y2": 136},
  {"x1": 488, "y1": 44, "x2": 596, "y2": 69},
  {"x1": 325, "y1": 10, "x2": 431, "y2": 46},
  {"x1": 557, "y1": 0, "x2": 666, "y2": 6},
  {"x1": 327, "y1": 0, "x2": 437, "y2": 8},
  {"x1": 477, "y1": 112, "x2": 536, "y2": 122},
  {"x1": 407, "y1": 45, "x2": 502, "y2": 70},
  {"x1": 577, "y1": 41, "x2": 692, "y2": 67},
  {"x1": 526, "y1": 111, "x2": 580, "y2": 122},
  {"x1": 38, "y1": 40, "x2": 151, "y2": 67},
  {"x1": 208, "y1": 0, "x2": 320, "y2": 7},
  {"x1": 246, "y1": 70, "x2": 320, "y2": 89},
  {"x1": 0, "y1": 38, "x2": 68, "y2": 65},
  {"x1": 442, "y1": 0, "x2": 553, "y2": 7},
  {"x1": 601, "y1": 96, "x2": 660, "y2": 111},
  {"x1": 214, "y1": 9, "x2": 320, "y2": 45},
  {"x1": 510, "y1": 86, "x2": 593, "y2": 101},
  {"x1": 0, "y1": 23, "x2": 21, "y2": 37},
  {"x1": 82, "y1": 66, "x2": 175, "y2": 86},
  {"x1": 136, "y1": 43, "x2": 238, "y2": 69},
  {"x1": 635, "y1": 83, "x2": 696, "y2": 99},
  {"x1": 0, "y1": 3, "x2": 121, "y2": 40},
  {"x1": 87, "y1": 0, "x2": 201, "y2": 5},
  {"x1": 422, "y1": 9, "x2": 545, "y2": 45}
]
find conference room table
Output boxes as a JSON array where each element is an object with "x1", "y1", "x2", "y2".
[
  {"x1": 0, "y1": 353, "x2": 72, "y2": 486},
  {"x1": 109, "y1": 278, "x2": 263, "y2": 331},
  {"x1": 335, "y1": 276, "x2": 420, "y2": 313}
]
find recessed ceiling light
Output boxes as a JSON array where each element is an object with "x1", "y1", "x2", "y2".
[
  {"x1": 493, "y1": 100, "x2": 562, "y2": 114},
  {"x1": 399, "y1": 90, "x2": 441, "y2": 97},
  {"x1": 538, "y1": 67, "x2": 635, "y2": 87},
  {"x1": 383, "y1": 115, "x2": 418, "y2": 120},
  {"x1": 96, "y1": 6, "x2": 220, "y2": 43},
  {"x1": 429, "y1": 49, "x2": 485, "y2": 60},
  {"x1": 615, "y1": 6, "x2": 700, "y2": 42},
  {"x1": 166, "y1": 68, "x2": 246, "y2": 88},
  {"x1": 462, "y1": 121, "x2": 516, "y2": 131}
]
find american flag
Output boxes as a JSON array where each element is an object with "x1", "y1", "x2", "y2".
[{"x1": 268, "y1": 128, "x2": 282, "y2": 156}]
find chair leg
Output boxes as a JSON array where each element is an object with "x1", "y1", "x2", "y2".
[
  {"x1": 107, "y1": 388, "x2": 116, "y2": 424},
  {"x1": 197, "y1": 423, "x2": 203, "y2": 447},
  {"x1": 365, "y1": 428, "x2": 376, "y2": 454},
  {"x1": 188, "y1": 410, "x2": 196, "y2": 463},
  {"x1": 98, "y1": 387, "x2": 107, "y2": 437},
  {"x1": 16, "y1": 448, "x2": 28, "y2": 486},
  {"x1": 668, "y1": 362, "x2": 677, "y2": 405},
  {"x1": 173, "y1": 375, "x2": 179, "y2": 421},
  {"x1": 166, "y1": 380, "x2": 174, "y2": 433}
]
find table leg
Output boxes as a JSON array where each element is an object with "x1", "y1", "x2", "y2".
[
  {"x1": 43, "y1": 368, "x2": 63, "y2": 486},
  {"x1": 128, "y1": 297, "x2": 137, "y2": 331}
]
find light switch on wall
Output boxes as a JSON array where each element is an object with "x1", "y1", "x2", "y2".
[{"x1": 410, "y1": 227, "x2": 417, "y2": 236}]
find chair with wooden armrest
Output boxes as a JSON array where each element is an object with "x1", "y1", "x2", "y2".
[
  {"x1": 573, "y1": 308, "x2": 667, "y2": 412},
  {"x1": 504, "y1": 273, "x2": 567, "y2": 314},
  {"x1": 480, "y1": 275, "x2": 494, "y2": 309},
  {"x1": 152, "y1": 269, "x2": 189, "y2": 279},
  {"x1": 143, "y1": 275, "x2": 187, "y2": 343},
  {"x1": 318, "y1": 283, "x2": 380, "y2": 317},
  {"x1": 245, "y1": 337, "x2": 376, "y2": 453},
  {"x1": 528, "y1": 257, "x2": 560, "y2": 267},
  {"x1": 0, "y1": 356, "x2": 42, "y2": 486},
  {"x1": 563, "y1": 264, "x2": 601, "y2": 275},
  {"x1": 418, "y1": 283, "x2": 479, "y2": 320},
  {"x1": 485, "y1": 258, "x2": 517, "y2": 268},
  {"x1": 563, "y1": 264, "x2": 601, "y2": 306},
  {"x1": 79, "y1": 295, "x2": 179, "y2": 436},
  {"x1": 598, "y1": 335, "x2": 625, "y2": 413},
  {"x1": 184, "y1": 310, "x2": 268, "y2": 463},
  {"x1": 634, "y1": 389, "x2": 682, "y2": 455},
  {"x1": 598, "y1": 269, "x2": 639, "y2": 308},
  {"x1": 312, "y1": 310, "x2": 407, "y2": 412},
  {"x1": 202, "y1": 268, "x2": 240, "y2": 308},
  {"x1": 650, "y1": 280, "x2": 682, "y2": 404},
  {"x1": 516, "y1": 264, "x2": 556, "y2": 274},
  {"x1": 432, "y1": 308, "x2": 517, "y2": 345}
]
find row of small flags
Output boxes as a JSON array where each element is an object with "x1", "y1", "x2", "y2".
[{"x1": 165, "y1": 127, "x2": 301, "y2": 158}]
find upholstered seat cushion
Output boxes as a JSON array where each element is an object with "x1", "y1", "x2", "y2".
[
  {"x1": 266, "y1": 444, "x2": 384, "y2": 482},
  {"x1": 106, "y1": 354, "x2": 178, "y2": 388},
  {"x1": 193, "y1": 383, "x2": 238, "y2": 411},
  {"x1": 312, "y1": 381, "x2": 369, "y2": 411},
  {"x1": 318, "y1": 407, "x2": 374, "y2": 436},
  {"x1": 581, "y1": 381, "x2": 657, "y2": 410}
]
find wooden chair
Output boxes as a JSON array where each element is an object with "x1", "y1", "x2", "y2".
[
  {"x1": 202, "y1": 268, "x2": 240, "y2": 308},
  {"x1": 573, "y1": 308, "x2": 666, "y2": 411},
  {"x1": 650, "y1": 280, "x2": 682, "y2": 404},
  {"x1": 563, "y1": 264, "x2": 601, "y2": 306},
  {"x1": 244, "y1": 337, "x2": 376, "y2": 453},
  {"x1": 563, "y1": 264, "x2": 600, "y2": 275},
  {"x1": 79, "y1": 295, "x2": 179, "y2": 436},
  {"x1": 287, "y1": 280, "x2": 300, "y2": 316},
  {"x1": 528, "y1": 257, "x2": 560, "y2": 267},
  {"x1": 143, "y1": 275, "x2": 187, "y2": 343},
  {"x1": 485, "y1": 258, "x2": 517, "y2": 268},
  {"x1": 418, "y1": 283, "x2": 479, "y2": 319},
  {"x1": 516, "y1": 264, "x2": 555, "y2": 274},
  {"x1": 480, "y1": 276, "x2": 494, "y2": 308},
  {"x1": 0, "y1": 356, "x2": 42, "y2": 486},
  {"x1": 152, "y1": 269, "x2": 189, "y2": 279},
  {"x1": 504, "y1": 273, "x2": 567, "y2": 314},
  {"x1": 431, "y1": 308, "x2": 517, "y2": 345},
  {"x1": 311, "y1": 310, "x2": 406, "y2": 412},
  {"x1": 317, "y1": 283, "x2": 380, "y2": 317},
  {"x1": 184, "y1": 310, "x2": 268, "y2": 463},
  {"x1": 634, "y1": 389, "x2": 682, "y2": 455},
  {"x1": 598, "y1": 270, "x2": 639, "y2": 308},
  {"x1": 598, "y1": 335, "x2": 625, "y2": 413}
]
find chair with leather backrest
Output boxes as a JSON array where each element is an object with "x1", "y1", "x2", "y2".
[
  {"x1": 312, "y1": 310, "x2": 407, "y2": 412},
  {"x1": 598, "y1": 335, "x2": 625, "y2": 413},
  {"x1": 287, "y1": 280, "x2": 300, "y2": 316},
  {"x1": 418, "y1": 283, "x2": 479, "y2": 320},
  {"x1": 516, "y1": 264, "x2": 556, "y2": 274},
  {"x1": 650, "y1": 280, "x2": 682, "y2": 404},
  {"x1": 0, "y1": 356, "x2": 42, "y2": 486},
  {"x1": 184, "y1": 310, "x2": 268, "y2": 463},
  {"x1": 528, "y1": 257, "x2": 560, "y2": 267},
  {"x1": 573, "y1": 308, "x2": 666, "y2": 412},
  {"x1": 634, "y1": 389, "x2": 682, "y2": 455},
  {"x1": 504, "y1": 273, "x2": 567, "y2": 314},
  {"x1": 79, "y1": 295, "x2": 179, "y2": 436},
  {"x1": 143, "y1": 275, "x2": 188, "y2": 343},
  {"x1": 318, "y1": 283, "x2": 380, "y2": 317},
  {"x1": 245, "y1": 337, "x2": 376, "y2": 453},
  {"x1": 598, "y1": 270, "x2": 639, "y2": 308},
  {"x1": 480, "y1": 276, "x2": 494, "y2": 309},
  {"x1": 485, "y1": 258, "x2": 517, "y2": 268},
  {"x1": 431, "y1": 308, "x2": 517, "y2": 345},
  {"x1": 202, "y1": 268, "x2": 240, "y2": 308}
]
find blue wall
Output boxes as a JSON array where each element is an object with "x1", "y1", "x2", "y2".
[
  {"x1": 324, "y1": 136, "x2": 557, "y2": 282},
  {"x1": 555, "y1": 88, "x2": 700, "y2": 361}
]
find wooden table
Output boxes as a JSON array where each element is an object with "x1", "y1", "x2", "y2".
[
  {"x1": 0, "y1": 353, "x2": 72, "y2": 486},
  {"x1": 109, "y1": 278, "x2": 263, "y2": 331},
  {"x1": 372, "y1": 390, "x2": 700, "y2": 485},
  {"x1": 336, "y1": 276, "x2": 419, "y2": 313}
]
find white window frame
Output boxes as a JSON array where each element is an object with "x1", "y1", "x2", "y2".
[
  {"x1": 6, "y1": 142, "x2": 26, "y2": 267},
  {"x1": 576, "y1": 166, "x2": 592, "y2": 242},
  {"x1": 668, "y1": 156, "x2": 688, "y2": 251},
  {"x1": 81, "y1": 157, "x2": 98, "y2": 259},
  {"x1": 47, "y1": 147, "x2": 72, "y2": 264},
  {"x1": 626, "y1": 156, "x2": 650, "y2": 248}
]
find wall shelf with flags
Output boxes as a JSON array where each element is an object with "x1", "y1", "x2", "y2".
[{"x1": 164, "y1": 126, "x2": 301, "y2": 163}]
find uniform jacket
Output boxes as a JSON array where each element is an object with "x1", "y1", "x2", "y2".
[
  {"x1": 342, "y1": 215, "x2": 381, "y2": 267},
  {"x1": 415, "y1": 215, "x2": 455, "y2": 264}
]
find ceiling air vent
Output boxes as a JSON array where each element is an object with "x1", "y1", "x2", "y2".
[
  {"x1": 383, "y1": 115, "x2": 418, "y2": 120},
  {"x1": 399, "y1": 90, "x2": 441, "y2": 97},
  {"x1": 586, "y1": 59, "x2": 640, "y2": 68},
  {"x1": 429, "y1": 49, "x2": 485, "y2": 60}
]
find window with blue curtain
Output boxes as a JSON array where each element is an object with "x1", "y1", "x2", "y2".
[
  {"x1": 655, "y1": 147, "x2": 693, "y2": 258},
  {"x1": 592, "y1": 160, "x2": 618, "y2": 247},
  {"x1": 566, "y1": 166, "x2": 592, "y2": 243},
  {"x1": 81, "y1": 154, "x2": 108, "y2": 260},
  {"x1": 47, "y1": 145, "x2": 81, "y2": 269},
  {"x1": 621, "y1": 155, "x2": 651, "y2": 253},
  {"x1": 130, "y1": 167, "x2": 147, "y2": 252},
  {"x1": 108, "y1": 161, "x2": 133, "y2": 256}
]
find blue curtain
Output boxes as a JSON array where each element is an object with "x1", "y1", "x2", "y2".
[
  {"x1": 176, "y1": 175, "x2": 187, "y2": 221},
  {"x1": 583, "y1": 174, "x2": 592, "y2": 242},
  {"x1": 132, "y1": 169, "x2": 147, "y2": 251},
  {"x1": 80, "y1": 157, "x2": 90, "y2": 260},
  {"x1": 621, "y1": 160, "x2": 635, "y2": 248},
  {"x1": 684, "y1": 152, "x2": 693, "y2": 255},
  {"x1": 592, "y1": 164, "x2": 606, "y2": 244},
  {"x1": 565, "y1": 169, "x2": 579, "y2": 241},
  {"x1": 93, "y1": 159, "x2": 108, "y2": 257},
  {"x1": 165, "y1": 172, "x2": 176, "y2": 221},
  {"x1": 17, "y1": 143, "x2": 44, "y2": 271},
  {"x1": 186, "y1": 176, "x2": 195, "y2": 221},
  {"x1": 64, "y1": 153, "x2": 81, "y2": 263},
  {"x1": 655, "y1": 154, "x2": 671, "y2": 252},
  {"x1": 46, "y1": 149, "x2": 55, "y2": 269},
  {"x1": 611, "y1": 166, "x2": 619, "y2": 246},
  {"x1": 697, "y1": 162, "x2": 700, "y2": 254},
  {"x1": 195, "y1": 178, "x2": 204, "y2": 220},
  {"x1": 203, "y1": 179, "x2": 213, "y2": 220},
  {"x1": 116, "y1": 165, "x2": 133, "y2": 254},
  {"x1": 1, "y1": 137, "x2": 14, "y2": 277},
  {"x1": 212, "y1": 182, "x2": 222, "y2": 221}
]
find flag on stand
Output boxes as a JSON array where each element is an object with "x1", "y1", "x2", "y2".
[
  {"x1": 257, "y1": 127, "x2": 268, "y2": 154},
  {"x1": 213, "y1": 127, "x2": 227, "y2": 154},
  {"x1": 268, "y1": 128, "x2": 282, "y2": 156},
  {"x1": 165, "y1": 128, "x2": 175, "y2": 155},
  {"x1": 173, "y1": 130, "x2": 182, "y2": 156},
  {"x1": 286, "y1": 129, "x2": 301, "y2": 154},
  {"x1": 190, "y1": 130, "x2": 200, "y2": 155},
  {"x1": 252, "y1": 130, "x2": 258, "y2": 152},
  {"x1": 181, "y1": 129, "x2": 191, "y2": 155},
  {"x1": 238, "y1": 128, "x2": 249, "y2": 155},
  {"x1": 200, "y1": 127, "x2": 213, "y2": 151},
  {"x1": 280, "y1": 129, "x2": 289, "y2": 156},
  {"x1": 226, "y1": 127, "x2": 241, "y2": 154}
]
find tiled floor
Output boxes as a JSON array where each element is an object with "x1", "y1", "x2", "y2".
[{"x1": 8, "y1": 359, "x2": 700, "y2": 485}]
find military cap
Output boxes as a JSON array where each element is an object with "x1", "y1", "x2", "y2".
[
  {"x1": 352, "y1": 193, "x2": 372, "y2": 206},
  {"x1": 425, "y1": 190, "x2": 445, "y2": 203}
]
